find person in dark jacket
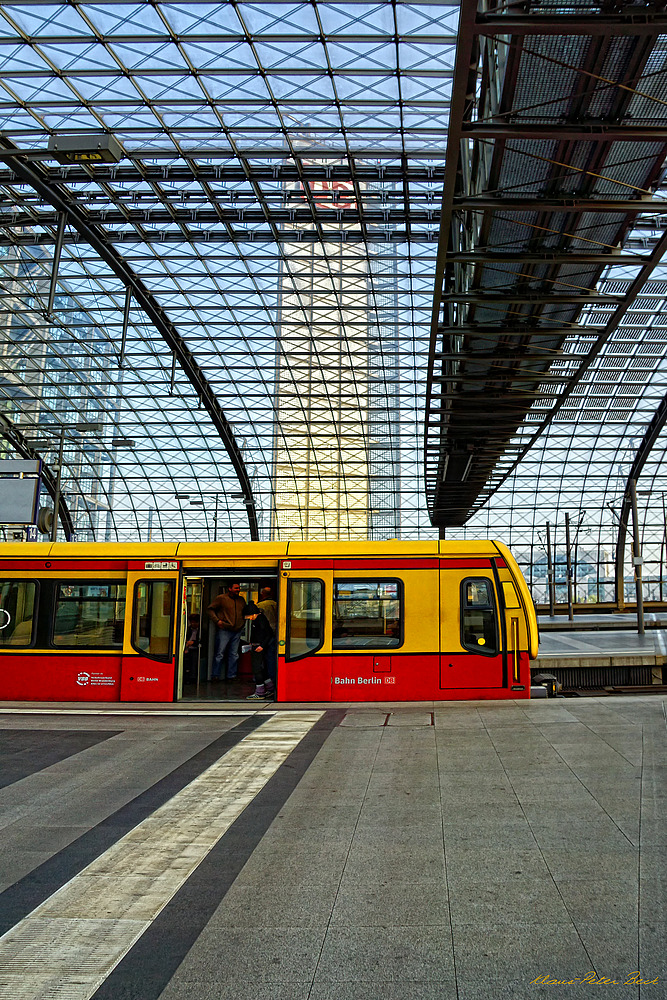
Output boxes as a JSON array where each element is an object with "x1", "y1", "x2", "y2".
[{"x1": 243, "y1": 602, "x2": 275, "y2": 701}]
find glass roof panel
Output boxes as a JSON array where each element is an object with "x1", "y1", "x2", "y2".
[{"x1": 5, "y1": 0, "x2": 663, "y2": 596}]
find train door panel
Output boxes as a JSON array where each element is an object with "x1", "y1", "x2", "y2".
[
  {"x1": 279, "y1": 570, "x2": 331, "y2": 702},
  {"x1": 439, "y1": 570, "x2": 504, "y2": 689},
  {"x1": 121, "y1": 570, "x2": 178, "y2": 702},
  {"x1": 330, "y1": 576, "x2": 404, "y2": 701},
  {"x1": 177, "y1": 577, "x2": 204, "y2": 699},
  {"x1": 498, "y1": 572, "x2": 528, "y2": 690}
]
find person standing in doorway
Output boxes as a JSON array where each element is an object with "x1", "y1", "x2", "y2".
[
  {"x1": 256, "y1": 586, "x2": 277, "y2": 685},
  {"x1": 207, "y1": 582, "x2": 247, "y2": 681},
  {"x1": 256, "y1": 586, "x2": 277, "y2": 630},
  {"x1": 243, "y1": 602, "x2": 275, "y2": 701}
]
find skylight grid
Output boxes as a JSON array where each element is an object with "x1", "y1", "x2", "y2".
[{"x1": 0, "y1": 0, "x2": 453, "y2": 542}]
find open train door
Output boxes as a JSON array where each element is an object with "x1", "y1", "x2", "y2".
[{"x1": 277, "y1": 560, "x2": 332, "y2": 702}]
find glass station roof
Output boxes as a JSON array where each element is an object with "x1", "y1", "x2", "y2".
[
  {"x1": 0, "y1": 0, "x2": 665, "y2": 607},
  {"x1": 0, "y1": 0, "x2": 458, "y2": 541}
]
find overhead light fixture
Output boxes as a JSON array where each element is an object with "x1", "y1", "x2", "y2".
[
  {"x1": 111, "y1": 438, "x2": 135, "y2": 448},
  {"x1": 48, "y1": 133, "x2": 123, "y2": 165},
  {"x1": 175, "y1": 493, "x2": 190, "y2": 500}
]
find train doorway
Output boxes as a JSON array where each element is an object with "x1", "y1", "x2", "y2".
[{"x1": 177, "y1": 573, "x2": 278, "y2": 701}]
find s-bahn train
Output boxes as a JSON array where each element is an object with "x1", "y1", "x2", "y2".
[{"x1": 0, "y1": 539, "x2": 538, "y2": 703}]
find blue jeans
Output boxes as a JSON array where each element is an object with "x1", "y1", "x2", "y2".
[{"x1": 213, "y1": 628, "x2": 242, "y2": 680}]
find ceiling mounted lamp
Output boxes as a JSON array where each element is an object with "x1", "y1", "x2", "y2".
[{"x1": 47, "y1": 133, "x2": 123, "y2": 165}]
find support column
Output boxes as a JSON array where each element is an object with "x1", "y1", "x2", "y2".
[
  {"x1": 51, "y1": 426, "x2": 66, "y2": 543},
  {"x1": 629, "y1": 479, "x2": 645, "y2": 635},
  {"x1": 119, "y1": 286, "x2": 131, "y2": 366},
  {"x1": 565, "y1": 513, "x2": 574, "y2": 622},
  {"x1": 47, "y1": 214, "x2": 66, "y2": 315},
  {"x1": 546, "y1": 521, "x2": 555, "y2": 617}
]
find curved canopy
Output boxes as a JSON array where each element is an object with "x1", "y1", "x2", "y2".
[{"x1": 429, "y1": 0, "x2": 667, "y2": 601}]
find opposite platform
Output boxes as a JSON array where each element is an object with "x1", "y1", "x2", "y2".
[{"x1": 0, "y1": 697, "x2": 664, "y2": 1000}]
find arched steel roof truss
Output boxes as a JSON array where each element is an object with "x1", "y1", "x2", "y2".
[
  {"x1": 0, "y1": 138, "x2": 260, "y2": 540},
  {"x1": 428, "y1": 0, "x2": 667, "y2": 528}
]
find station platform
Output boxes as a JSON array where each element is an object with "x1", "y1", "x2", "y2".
[
  {"x1": 538, "y1": 613, "x2": 667, "y2": 631},
  {"x1": 0, "y1": 697, "x2": 664, "y2": 999},
  {"x1": 535, "y1": 626, "x2": 666, "y2": 688}
]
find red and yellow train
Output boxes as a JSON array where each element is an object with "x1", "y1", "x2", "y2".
[{"x1": 0, "y1": 539, "x2": 538, "y2": 703}]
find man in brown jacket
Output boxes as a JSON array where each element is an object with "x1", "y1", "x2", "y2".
[{"x1": 208, "y1": 582, "x2": 247, "y2": 681}]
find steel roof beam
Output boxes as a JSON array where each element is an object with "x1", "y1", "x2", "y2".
[
  {"x1": 0, "y1": 231, "x2": 439, "y2": 247},
  {"x1": 0, "y1": 207, "x2": 442, "y2": 227},
  {"x1": 0, "y1": 32, "x2": 459, "y2": 45},
  {"x1": 0, "y1": 146, "x2": 451, "y2": 162},
  {"x1": 446, "y1": 253, "x2": 651, "y2": 265},
  {"x1": 438, "y1": 327, "x2": 606, "y2": 336},
  {"x1": 475, "y1": 14, "x2": 667, "y2": 36},
  {"x1": 433, "y1": 373, "x2": 575, "y2": 383},
  {"x1": 434, "y1": 353, "x2": 590, "y2": 362},
  {"x1": 462, "y1": 123, "x2": 667, "y2": 141},
  {"x1": 0, "y1": 137, "x2": 260, "y2": 541},
  {"x1": 454, "y1": 197, "x2": 667, "y2": 213},
  {"x1": 440, "y1": 292, "x2": 623, "y2": 304},
  {"x1": 0, "y1": 164, "x2": 446, "y2": 185}
]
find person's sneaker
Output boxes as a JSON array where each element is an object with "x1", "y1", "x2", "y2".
[
  {"x1": 246, "y1": 690, "x2": 266, "y2": 701},
  {"x1": 264, "y1": 686, "x2": 276, "y2": 700}
]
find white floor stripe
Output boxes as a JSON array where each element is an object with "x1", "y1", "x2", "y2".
[{"x1": 0, "y1": 711, "x2": 323, "y2": 1000}]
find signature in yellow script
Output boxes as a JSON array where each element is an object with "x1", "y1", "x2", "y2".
[{"x1": 530, "y1": 972, "x2": 660, "y2": 986}]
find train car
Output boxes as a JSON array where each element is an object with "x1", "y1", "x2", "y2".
[{"x1": 0, "y1": 539, "x2": 538, "y2": 703}]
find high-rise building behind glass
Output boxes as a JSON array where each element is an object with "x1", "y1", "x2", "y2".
[
  {"x1": 271, "y1": 154, "x2": 401, "y2": 541},
  {"x1": 0, "y1": 239, "x2": 112, "y2": 541}
]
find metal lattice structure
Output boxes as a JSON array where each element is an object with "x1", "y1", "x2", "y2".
[
  {"x1": 0, "y1": 0, "x2": 457, "y2": 542},
  {"x1": 429, "y1": 0, "x2": 667, "y2": 606},
  {"x1": 0, "y1": 0, "x2": 666, "y2": 610}
]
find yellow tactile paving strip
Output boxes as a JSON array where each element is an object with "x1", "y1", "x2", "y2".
[{"x1": 0, "y1": 712, "x2": 323, "y2": 1000}]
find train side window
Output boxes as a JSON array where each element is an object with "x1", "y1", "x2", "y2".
[
  {"x1": 52, "y1": 582, "x2": 126, "y2": 648},
  {"x1": 0, "y1": 580, "x2": 37, "y2": 647},
  {"x1": 333, "y1": 580, "x2": 402, "y2": 648},
  {"x1": 461, "y1": 578, "x2": 498, "y2": 657},
  {"x1": 132, "y1": 580, "x2": 175, "y2": 660},
  {"x1": 287, "y1": 579, "x2": 324, "y2": 661}
]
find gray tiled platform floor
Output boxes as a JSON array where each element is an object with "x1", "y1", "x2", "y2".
[
  {"x1": 0, "y1": 697, "x2": 665, "y2": 1000},
  {"x1": 166, "y1": 698, "x2": 665, "y2": 1000},
  {"x1": 0, "y1": 714, "x2": 243, "y2": 891}
]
